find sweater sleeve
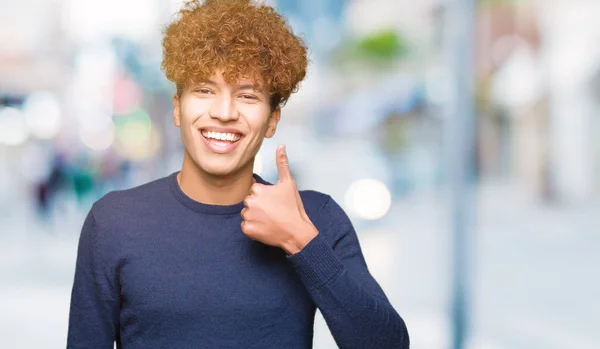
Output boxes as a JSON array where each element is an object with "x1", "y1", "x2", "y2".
[
  {"x1": 67, "y1": 207, "x2": 120, "y2": 348},
  {"x1": 287, "y1": 196, "x2": 409, "y2": 349}
]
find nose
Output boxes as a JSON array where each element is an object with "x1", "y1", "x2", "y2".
[{"x1": 208, "y1": 96, "x2": 239, "y2": 122}]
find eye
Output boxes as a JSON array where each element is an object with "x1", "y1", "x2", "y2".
[
  {"x1": 240, "y1": 94, "x2": 258, "y2": 100},
  {"x1": 195, "y1": 88, "x2": 213, "y2": 94}
]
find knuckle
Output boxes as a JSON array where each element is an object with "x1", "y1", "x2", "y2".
[
  {"x1": 251, "y1": 183, "x2": 262, "y2": 193},
  {"x1": 241, "y1": 209, "x2": 251, "y2": 220}
]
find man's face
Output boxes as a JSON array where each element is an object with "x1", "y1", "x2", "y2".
[{"x1": 173, "y1": 70, "x2": 280, "y2": 177}]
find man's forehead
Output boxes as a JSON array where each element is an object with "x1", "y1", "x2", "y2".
[{"x1": 197, "y1": 73, "x2": 267, "y2": 91}]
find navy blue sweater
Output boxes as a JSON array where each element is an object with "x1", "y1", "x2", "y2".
[{"x1": 67, "y1": 171, "x2": 409, "y2": 348}]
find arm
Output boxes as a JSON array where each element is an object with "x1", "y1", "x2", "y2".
[
  {"x1": 287, "y1": 197, "x2": 409, "y2": 349},
  {"x1": 67, "y1": 207, "x2": 120, "y2": 348}
]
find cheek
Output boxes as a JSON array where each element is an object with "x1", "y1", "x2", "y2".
[
  {"x1": 181, "y1": 99, "x2": 210, "y2": 125},
  {"x1": 178, "y1": 103, "x2": 205, "y2": 145},
  {"x1": 239, "y1": 105, "x2": 271, "y2": 130}
]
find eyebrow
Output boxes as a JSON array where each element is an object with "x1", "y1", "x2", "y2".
[
  {"x1": 237, "y1": 84, "x2": 261, "y2": 91},
  {"x1": 197, "y1": 80, "x2": 264, "y2": 93}
]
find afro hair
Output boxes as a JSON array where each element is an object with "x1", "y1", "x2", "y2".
[{"x1": 161, "y1": 0, "x2": 309, "y2": 109}]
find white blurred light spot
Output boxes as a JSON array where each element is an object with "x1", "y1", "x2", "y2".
[
  {"x1": 491, "y1": 46, "x2": 543, "y2": 108},
  {"x1": 344, "y1": 178, "x2": 392, "y2": 220},
  {"x1": 0, "y1": 107, "x2": 29, "y2": 146},
  {"x1": 79, "y1": 120, "x2": 116, "y2": 151},
  {"x1": 253, "y1": 152, "x2": 263, "y2": 176},
  {"x1": 23, "y1": 92, "x2": 63, "y2": 139}
]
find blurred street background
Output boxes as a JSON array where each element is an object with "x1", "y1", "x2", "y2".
[{"x1": 1, "y1": 0, "x2": 599, "y2": 348}]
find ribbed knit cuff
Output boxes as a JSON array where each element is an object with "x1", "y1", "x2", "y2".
[{"x1": 287, "y1": 234, "x2": 345, "y2": 290}]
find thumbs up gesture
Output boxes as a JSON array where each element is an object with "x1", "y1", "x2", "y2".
[{"x1": 241, "y1": 145, "x2": 318, "y2": 255}]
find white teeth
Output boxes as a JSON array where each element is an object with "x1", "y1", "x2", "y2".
[{"x1": 202, "y1": 130, "x2": 241, "y2": 142}]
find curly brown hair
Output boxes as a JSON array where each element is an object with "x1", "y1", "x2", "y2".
[{"x1": 161, "y1": 0, "x2": 309, "y2": 110}]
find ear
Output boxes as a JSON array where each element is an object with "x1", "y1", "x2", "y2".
[
  {"x1": 172, "y1": 94, "x2": 181, "y2": 127},
  {"x1": 264, "y1": 107, "x2": 281, "y2": 139}
]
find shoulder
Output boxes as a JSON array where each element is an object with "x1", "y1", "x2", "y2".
[
  {"x1": 79, "y1": 174, "x2": 175, "y2": 259},
  {"x1": 90, "y1": 174, "x2": 170, "y2": 223},
  {"x1": 298, "y1": 189, "x2": 330, "y2": 213},
  {"x1": 299, "y1": 189, "x2": 351, "y2": 227},
  {"x1": 299, "y1": 189, "x2": 357, "y2": 250}
]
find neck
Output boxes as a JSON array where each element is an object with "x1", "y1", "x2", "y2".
[{"x1": 177, "y1": 151, "x2": 256, "y2": 205}]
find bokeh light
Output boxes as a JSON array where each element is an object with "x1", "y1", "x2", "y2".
[
  {"x1": 344, "y1": 178, "x2": 392, "y2": 220},
  {"x1": 22, "y1": 92, "x2": 63, "y2": 140},
  {"x1": 113, "y1": 74, "x2": 143, "y2": 115},
  {"x1": 114, "y1": 108, "x2": 159, "y2": 160},
  {"x1": 79, "y1": 118, "x2": 116, "y2": 151},
  {"x1": 0, "y1": 107, "x2": 29, "y2": 146}
]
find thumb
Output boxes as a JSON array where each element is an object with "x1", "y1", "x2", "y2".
[{"x1": 276, "y1": 144, "x2": 292, "y2": 182}]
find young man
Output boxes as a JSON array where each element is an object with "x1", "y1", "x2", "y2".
[{"x1": 67, "y1": 0, "x2": 409, "y2": 348}]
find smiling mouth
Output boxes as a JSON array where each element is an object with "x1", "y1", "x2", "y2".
[
  {"x1": 199, "y1": 129, "x2": 244, "y2": 154},
  {"x1": 200, "y1": 130, "x2": 243, "y2": 143}
]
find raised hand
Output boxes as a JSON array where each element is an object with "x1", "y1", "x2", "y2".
[{"x1": 240, "y1": 145, "x2": 318, "y2": 254}]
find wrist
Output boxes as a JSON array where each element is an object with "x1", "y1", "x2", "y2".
[{"x1": 281, "y1": 223, "x2": 318, "y2": 255}]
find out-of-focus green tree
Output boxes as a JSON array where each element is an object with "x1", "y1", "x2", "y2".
[{"x1": 330, "y1": 28, "x2": 411, "y2": 71}]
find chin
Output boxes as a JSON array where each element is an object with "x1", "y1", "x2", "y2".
[
  {"x1": 185, "y1": 142, "x2": 253, "y2": 178},
  {"x1": 196, "y1": 159, "x2": 245, "y2": 178}
]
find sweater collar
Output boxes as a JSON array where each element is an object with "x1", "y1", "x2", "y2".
[{"x1": 167, "y1": 171, "x2": 271, "y2": 215}]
